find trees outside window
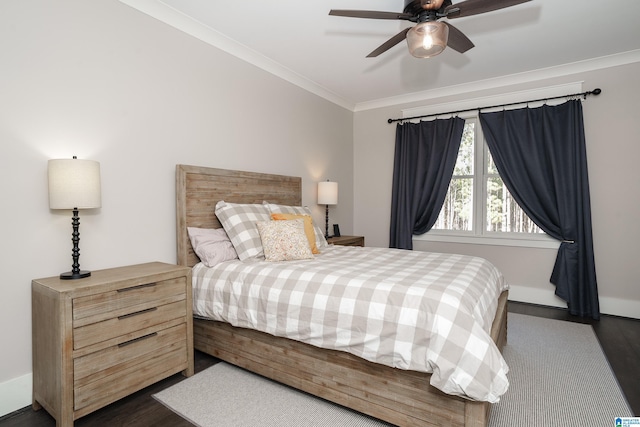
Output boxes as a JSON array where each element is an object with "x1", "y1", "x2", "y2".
[{"x1": 432, "y1": 118, "x2": 543, "y2": 236}]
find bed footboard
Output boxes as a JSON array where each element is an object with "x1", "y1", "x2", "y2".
[{"x1": 194, "y1": 290, "x2": 508, "y2": 427}]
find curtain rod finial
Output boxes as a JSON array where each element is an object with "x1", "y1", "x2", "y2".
[{"x1": 592, "y1": 88, "x2": 602, "y2": 95}]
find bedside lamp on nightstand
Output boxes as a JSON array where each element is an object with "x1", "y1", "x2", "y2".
[
  {"x1": 48, "y1": 156, "x2": 101, "y2": 280},
  {"x1": 318, "y1": 180, "x2": 338, "y2": 239}
]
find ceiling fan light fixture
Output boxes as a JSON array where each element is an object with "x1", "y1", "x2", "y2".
[{"x1": 406, "y1": 21, "x2": 449, "y2": 58}]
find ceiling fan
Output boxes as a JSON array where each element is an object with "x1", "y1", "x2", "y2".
[{"x1": 329, "y1": 0, "x2": 532, "y2": 58}]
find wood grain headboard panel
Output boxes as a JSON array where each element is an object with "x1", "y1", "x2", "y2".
[{"x1": 176, "y1": 165, "x2": 302, "y2": 267}]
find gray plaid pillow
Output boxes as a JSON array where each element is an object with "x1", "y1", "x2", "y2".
[{"x1": 215, "y1": 201, "x2": 271, "y2": 260}]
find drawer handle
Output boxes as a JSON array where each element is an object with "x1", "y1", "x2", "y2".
[
  {"x1": 117, "y1": 283, "x2": 156, "y2": 293},
  {"x1": 118, "y1": 332, "x2": 158, "y2": 348},
  {"x1": 117, "y1": 307, "x2": 157, "y2": 320}
]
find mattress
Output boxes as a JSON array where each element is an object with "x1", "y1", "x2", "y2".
[{"x1": 192, "y1": 245, "x2": 509, "y2": 402}]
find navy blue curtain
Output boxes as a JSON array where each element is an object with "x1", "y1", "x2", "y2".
[
  {"x1": 389, "y1": 118, "x2": 465, "y2": 250},
  {"x1": 480, "y1": 100, "x2": 599, "y2": 319}
]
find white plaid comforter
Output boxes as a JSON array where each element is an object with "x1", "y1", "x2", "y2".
[{"x1": 192, "y1": 245, "x2": 510, "y2": 402}]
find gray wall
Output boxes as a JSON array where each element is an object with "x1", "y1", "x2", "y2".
[
  {"x1": 354, "y1": 62, "x2": 640, "y2": 318},
  {"x1": 0, "y1": 0, "x2": 354, "y2": 413}
]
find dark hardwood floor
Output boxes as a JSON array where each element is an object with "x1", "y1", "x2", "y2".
[
  {"x1": 2, "y1": 302, "x2": 638, "y2": 426},
  {"x1": 0, "y1": 351, "x2": 220, "y2": 427}
]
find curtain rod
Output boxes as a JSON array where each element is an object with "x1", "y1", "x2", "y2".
[{"x1": 387, "y1": 88, "x2": 602, "y2": 124}]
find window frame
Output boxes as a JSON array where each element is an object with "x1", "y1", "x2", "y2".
[{"x1": 414, "y1": 113, "x2": 559, "y2": 249}]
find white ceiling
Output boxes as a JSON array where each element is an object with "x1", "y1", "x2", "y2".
[{"x1": 120, "y1": 0, "x2": 640, "y2": 111}]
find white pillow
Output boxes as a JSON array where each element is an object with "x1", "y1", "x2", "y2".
[
  {"x1": 214, "y1": 201, "x2": 271, "y2": 260},
  {"x1": 187, "y1": 227, "x2": 238, "y2": 267},
  {"x1": 263, "y1": 202, "x2": 328, "y2": 249},
  {"x1": 256, "y1": 219, "x2": 314, "y2": 262}
]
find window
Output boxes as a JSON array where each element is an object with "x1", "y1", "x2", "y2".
[
  {"x1": 426, "y1": 115, "x2": 552, "y2": 247},
  {"x1": 402, "y1": 82, "x2": 582, "y2": 248}
]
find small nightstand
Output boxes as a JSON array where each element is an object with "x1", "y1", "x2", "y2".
[
  {"x1": 32, "y1": 262, "x2": 193, "y2": 426},
  {"x1": 327, "y1": 235, "x2": 365, "y2": 247}
]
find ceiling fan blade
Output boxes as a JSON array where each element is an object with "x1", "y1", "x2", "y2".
[
  {"x1": 367, "y1": 28, "x2": 411, "y2": 58},
  {"x1": 444, "y1": 0, "x2": 531, "y2": 19},
  {"x1": 329, "y1": 10, "x2": 413, "y2": 20},
  {"x1": 443, "y1": 22, "x2": 474, "y2": 53}
]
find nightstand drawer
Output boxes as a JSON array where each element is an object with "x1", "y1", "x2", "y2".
[
  {"x1": 32, "y1": 262, "x2": 193, "y2": 426},
  {"x1": 73, "y1": 300, "x2": 187, "y2": 350},
  {"x1": 73, "y1": 277, "x2": 187, "y2": 327},
  {"x1": 73, "y1": 323, "x2": 188, "y2": 412}
]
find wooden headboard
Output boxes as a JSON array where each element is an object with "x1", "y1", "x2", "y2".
[{"x1": 175, "y1": 165, "x2": 302, "y2": 267}]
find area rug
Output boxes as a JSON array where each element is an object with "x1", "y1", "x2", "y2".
[{"x1": 154, "y1": 313, "x2": 633, "y2": 427}]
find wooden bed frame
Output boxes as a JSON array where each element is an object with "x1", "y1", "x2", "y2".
[{"x1": 175, "y1": 164, "x2": 508, "y2": 427}]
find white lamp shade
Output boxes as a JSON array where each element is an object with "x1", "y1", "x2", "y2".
[
  {"x1": 318, "y1": 181, "x2": 338, "y2": 205},
  {"x1": 48, "y1": 158, "x2": 102, "y2": 209}
]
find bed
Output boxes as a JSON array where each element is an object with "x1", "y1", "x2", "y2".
[{"x1": 175, "y1": 164, "x2": 509, "y2": 427}]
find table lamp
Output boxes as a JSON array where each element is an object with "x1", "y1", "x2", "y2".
[
  {"x1": 48, "y1": 156, "x2": 101, "y2": 279},
  {"x1": 317, "y1": 180, "x2": 338, "y2": 239}
]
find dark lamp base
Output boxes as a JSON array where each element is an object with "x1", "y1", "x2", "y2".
[{"x1": 60, "y1": 270, "x2": 91, "y2": 280}]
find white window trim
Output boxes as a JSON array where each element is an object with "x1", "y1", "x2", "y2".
[{"x1": 413, "y1": 230, "x2": 561, "y2": 249}]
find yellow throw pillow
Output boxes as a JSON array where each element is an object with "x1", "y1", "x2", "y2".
[{"x1": 270, "y1": 213, "x2": 319, "y2": 254}]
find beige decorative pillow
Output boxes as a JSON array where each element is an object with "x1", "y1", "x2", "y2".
[
  {"x1": 256, "y1": 219, "x2": 314, "y2": 262},
  {"x1": 263, "y1": 202, "x2": 328, "y2": 249},
  {"x1": 270, "y1": 213, "x2": 319, "y2": 254}
]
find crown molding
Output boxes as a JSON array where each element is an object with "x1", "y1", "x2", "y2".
[
  {"x1": 119, "y1": 0, "x2": 639, "y2": 114},
  {"x1": 118, "y1": 0, "x2": 355, "y2": 111},
  {"x1": 355, "y1": 49, "x2": 640, "y2": 112}
]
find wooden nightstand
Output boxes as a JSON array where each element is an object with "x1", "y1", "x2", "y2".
[
  {"x1": 32, "y1": 262, "x2": 193, "y2": 426},
  {"x1": 327, "y1": 235, "x2": 365, "y2": 247}
]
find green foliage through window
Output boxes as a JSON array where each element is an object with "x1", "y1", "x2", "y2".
[{"x1": 432, "y1": 120, "x2": 543, "y2": 235}]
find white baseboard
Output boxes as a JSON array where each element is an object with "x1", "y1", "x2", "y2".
[
  {"x1": 508, "y1": 284, "x2": 640, "y2": 319},
  {"x1": 0, "y1": 373, "x2": 31, "y2": 417},
  {"x1": 1, "y1": 287, "x2": 636, "y2": 418}
]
